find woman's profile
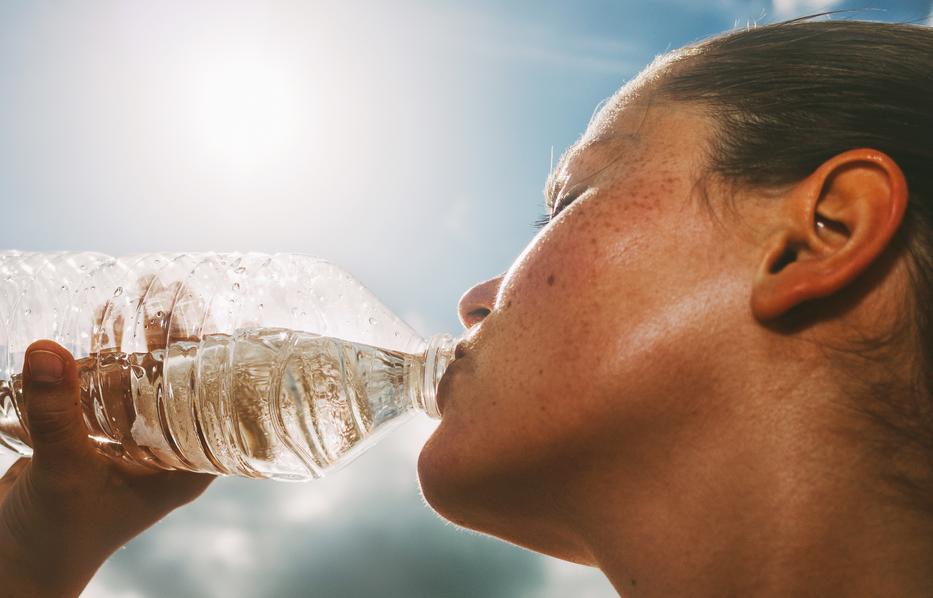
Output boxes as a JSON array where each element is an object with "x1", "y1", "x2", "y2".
[{"x1": 1, "y1": 17, "x2": 932, "y2": 597}]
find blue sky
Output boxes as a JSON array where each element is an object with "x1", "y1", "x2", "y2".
[{"x1": 1, "y1": 1, "x2": 931, "y2": 596}]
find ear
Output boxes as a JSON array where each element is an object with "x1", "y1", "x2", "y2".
[{"x1": 751, "y1": 149, "x2": 908, "y2": 321}]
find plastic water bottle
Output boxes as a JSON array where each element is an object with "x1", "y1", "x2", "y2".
[{"x1": 0, "y1": 252, "x2": 457, "y2": 481}]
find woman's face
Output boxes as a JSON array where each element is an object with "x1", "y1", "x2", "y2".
[{"x1": 419, "y1": 91, "x2": 758, "y2": 560}]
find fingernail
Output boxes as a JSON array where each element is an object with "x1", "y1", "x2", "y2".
[{"x1": 27, "y1": 350, "x2": 65, "y2": 383}]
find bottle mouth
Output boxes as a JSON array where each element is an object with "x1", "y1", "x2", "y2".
[{"x1": 420, "y1": 332, "x2": 457, "y2": 419}]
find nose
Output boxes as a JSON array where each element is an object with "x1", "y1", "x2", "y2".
[{"x1": 457, "y1": 275, "x2": 502, "y2": 329}]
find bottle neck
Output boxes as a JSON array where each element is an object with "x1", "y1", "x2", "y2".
[{"x1": 410, "y1": 333, "x2": 457, "y2": 419}]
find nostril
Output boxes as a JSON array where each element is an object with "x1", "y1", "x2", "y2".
[
  {"x1": 458, "y1": 275, "x2": 502, "y2": 327},
  {"x1": 467, "y1": 307, "x2": 491, "y2": 322}
]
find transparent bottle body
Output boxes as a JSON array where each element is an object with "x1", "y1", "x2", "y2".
[{"x1": 0, "y1": 252, "x2": 454, "y2": 481}]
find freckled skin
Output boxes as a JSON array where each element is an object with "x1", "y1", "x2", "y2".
[
  {"x1": 418, "y1": 84, "x2": 933, "y2": 595},
  {"x1": 420, "y1": 100, "x2": 741, "y2": 562}
]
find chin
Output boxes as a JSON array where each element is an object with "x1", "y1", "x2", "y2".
[
  {"x1": 417, "y1": 430, "x2": 597, "y2": 566},
  {"x1": 416, "y1": 427, "x2": 472, "y2": 526}
]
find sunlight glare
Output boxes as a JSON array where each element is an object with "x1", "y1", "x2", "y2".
[{"x1": 186, "y1": 52, "x2": 313, "y2": 176}]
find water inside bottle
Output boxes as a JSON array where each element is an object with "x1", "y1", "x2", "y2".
[{"x1": 3, "y1": 329, "x2": 420, "y2": 480}]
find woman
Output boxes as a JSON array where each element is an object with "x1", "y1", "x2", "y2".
[{"x1": 3, "y1": 18, "x2": 932, "y2": 596}]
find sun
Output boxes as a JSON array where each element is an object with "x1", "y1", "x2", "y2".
[{"x1": 185, "y1": 50, "x2": 313, "y2": 176}]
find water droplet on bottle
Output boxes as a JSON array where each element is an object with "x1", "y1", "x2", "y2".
[
  {"x1": 235, "y1": 266, "x2": 246, "y2": 274},
  {"x1": 300, "y1": 311, "x2": 307, "y2": 317},
  {"x1": 258, "y1": 303, "x2": 264, "y2": 310},
  {"x1": 79, "y1": 264, "x2": 87, "y2": 271},
  {"x1": 368, "y1": 317, "x2": 377, "y2": 326},
  {"x1": 90, "y1": 285, "x2": 96, "y2": 291},
  {"x1": 60, "y1": 285, "x2": 67, "y2": 291},
  {"x1": 24, "y1": 308, "x2": 31, "y2": 315},
  {"x1": 232, "y1": 282, "x2": 240, "y2": 291},
  {"x1": 155, "y1": 311, "x2": 164, "y2": 318},
  {"x1": 114, "y1": 287, "x2": 123, "y2": 297}
]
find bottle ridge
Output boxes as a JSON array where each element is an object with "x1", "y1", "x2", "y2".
[{"x1": 0, "y1": 252, "x2": 456, "y2": 481}]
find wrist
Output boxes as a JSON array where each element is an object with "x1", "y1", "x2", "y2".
[
  {"x1": 0, "y1": 540, "x2": 99, "y2": 598},
  {"x1": 0, "y1": 512, "x2": 103, "y2": 597}
]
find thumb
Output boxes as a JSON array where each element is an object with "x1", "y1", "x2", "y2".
[{"x1": 22, "y1": 340, "x2": 93, "y2": 464}]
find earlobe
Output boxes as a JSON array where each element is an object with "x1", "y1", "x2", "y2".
[{"x1": 750, "y1": 149, "x2": 908, "y2": 322}]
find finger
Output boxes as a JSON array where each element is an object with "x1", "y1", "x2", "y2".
[{"x1": 22, "y1": 340, "x2": 94, "y2": 466}]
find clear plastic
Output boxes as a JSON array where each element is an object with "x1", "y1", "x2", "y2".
[{"x1": 0, "y1": 252, "x2": 456, "y2": 481}]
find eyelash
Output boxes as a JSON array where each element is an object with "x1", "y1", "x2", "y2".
[
  {"x1": 533, "y1": 213, "x2": 550, "y2": 231},
  {"x1": 532, "y1": 192, "x2": 579, "y2": 231}
]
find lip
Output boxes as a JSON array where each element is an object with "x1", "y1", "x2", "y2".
[{"x1": 436, "y1": 356, "x2": 468, "y2": 417}]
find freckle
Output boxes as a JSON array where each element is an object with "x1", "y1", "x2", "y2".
[
  {"x1": 546, "y1": 274, "x2": 555, "y2": 286},
  {"x1": 538, "y1": 368, "x2": 543, "y2": 375},
  {"x1": 506, "y1": 300, "x2": 512, "y2": 309}
]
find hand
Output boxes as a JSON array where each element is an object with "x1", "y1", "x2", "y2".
[{"x1": 0, "y1": 340, "x2": 215, "y2": 597}]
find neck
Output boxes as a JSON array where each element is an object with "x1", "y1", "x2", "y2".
[{"x1": 573, "y1": 376, "x2": 933, "y2": 597}]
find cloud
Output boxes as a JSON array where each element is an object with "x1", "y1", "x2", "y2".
[
  {"x1": 84, "y1": 423, "x2": 587, "y2": 598},
  {"x1": 539, "y1": 559, "x2": 617, "y2": 598},
  {"x1": 81, "y1": 581, "x2": 146, "y2": 598},
  {"x1": 772, "y1": 0, "x2": 845, "y2": 19}
]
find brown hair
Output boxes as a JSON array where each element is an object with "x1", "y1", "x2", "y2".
[{"x1": 654, "y1": 19, "x2": 933, "y2": 507}]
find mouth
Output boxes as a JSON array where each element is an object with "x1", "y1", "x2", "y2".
[
  {"x1": 436, "y1": 353, "x2": 469, "y2": 417},
  {"x1": 437, "y1": 333, "x2": 480, "y2": 416}
]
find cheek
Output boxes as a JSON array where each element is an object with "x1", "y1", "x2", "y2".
[
  {"x1": 419, "y1": 166, "x2": 742, "y2": 508},
  {"x1": 494, "y1": 178, "x2": 667, "y2": 373},
  {"x1": 423, "y1": 186, "x2": 665, "y2": 457},
  {"x1": 518, "y1": 181, "x2": 736, "y2": 417}
]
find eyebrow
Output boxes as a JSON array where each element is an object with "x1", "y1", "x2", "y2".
[
  {"x1": 542, "y1": 132, "x2": 640, "y2": 212},
  {"x1": 543, "y1": 160, "x2": 564, "y2": 212}
]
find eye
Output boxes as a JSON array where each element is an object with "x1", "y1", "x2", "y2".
[
  {"x1": 532, "y1": 189, "x2": 584, "y2": 231},
  {"x1": 551, "y1": 191, "x2": 581, "y2": 217}
]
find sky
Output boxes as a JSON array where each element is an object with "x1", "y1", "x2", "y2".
[{"x1": 0, "y1": 1, "x2": 931, "y2": 596}]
